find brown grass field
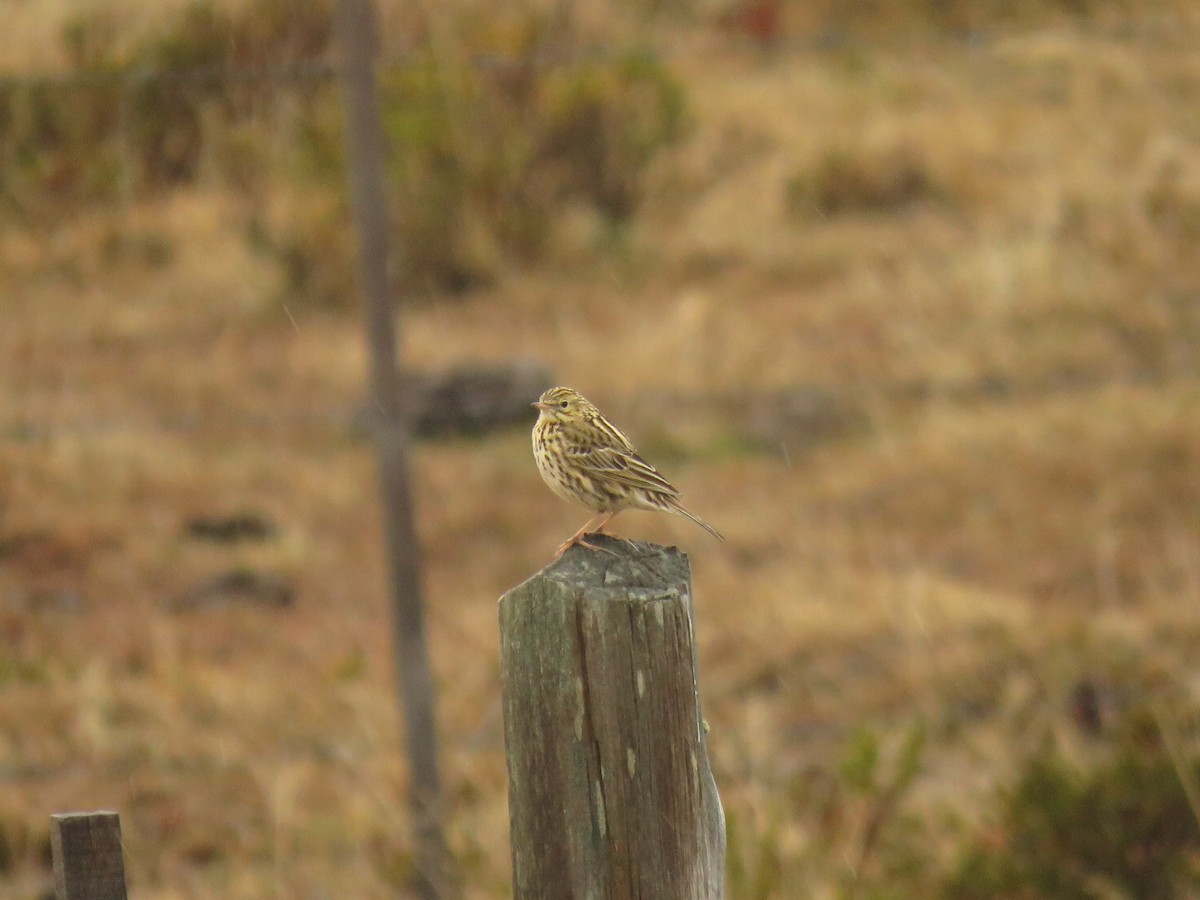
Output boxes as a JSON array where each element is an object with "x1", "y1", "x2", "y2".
[{"x1": 2, "y1": 1, "x2": 1200, "y2": 897}]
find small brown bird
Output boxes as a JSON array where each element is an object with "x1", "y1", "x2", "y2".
[{"x1": 532, "y1": 386, "x2": 724, "y2": 558}]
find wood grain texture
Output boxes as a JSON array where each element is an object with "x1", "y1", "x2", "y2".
[
  {"x1": 51, "y1": 811, "x2": 127, "y2": 900},
  {"x1": 500, "y1": 535, "x2": 725, "y2": 899}
]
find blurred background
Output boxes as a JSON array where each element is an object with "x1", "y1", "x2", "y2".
[{"x1": 3, "y1": 0, "x2": 1200, "y2": 896}]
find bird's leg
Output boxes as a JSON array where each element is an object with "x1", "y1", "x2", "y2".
[
  {"x1": 590, "y1": 512, "x2": 617, "y2": 534},
  {"x1": 554, "y1": 512, "x2": 619, "y2": 559},
  {"x1": 588, "y1": 511, "x2": 637, "y2": 551},
  {"x1": 553, "y1": 513, "x2": 604, "y2": 558},
  {"x1": 573, "y1": 512, "x2": 624, "y2": 555}
]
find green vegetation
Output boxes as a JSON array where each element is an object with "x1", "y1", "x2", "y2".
[
  {"x1": 945, "y1": 714, "x2": 1200, "y2": 899},
  {"x1": 786, "y1": 145, "x2": 945, "y2": 219},
  {"x1": 0, "y1": 0, "x2": 686, "y2": 294},
  {"x1": 1, "y1": 0, "x2": 1199, "y2": 896}
]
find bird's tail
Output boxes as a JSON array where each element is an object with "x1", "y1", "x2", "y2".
[{"x1": 670, "y1": 501, "x2": 725, "y2": 541}]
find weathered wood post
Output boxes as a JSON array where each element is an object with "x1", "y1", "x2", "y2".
[
  {"x1": 499, "y1": 535, "x2": 725, "y2": 898},
  {"x1": 50, "y1": 811, "x2": 128, "y2": 900},
  {"x1": 334, "y1": 1, "x2": 449, "y2": 895}
]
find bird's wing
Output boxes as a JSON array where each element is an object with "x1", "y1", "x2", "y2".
[
  {"x1": 587, "y1": 414, "x2": 638, "y2": 454},
  {"x1": 569, "y1": 445, "x2": 681, "y2": 498}
]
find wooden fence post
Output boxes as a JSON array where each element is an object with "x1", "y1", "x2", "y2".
[
  {"x1": 334, "y1": 1, "x2": 450, "y2": 895},
  {"x1": 50, "y1": 811, "x2": 128, "y2": 900},
  {"x1": 499, "y1": 535, "x2": 725, "y2": 898}
]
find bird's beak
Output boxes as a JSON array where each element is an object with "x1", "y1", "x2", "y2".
[{"x1": 532, "y1": 401, "x2": 550, "y2": 411}]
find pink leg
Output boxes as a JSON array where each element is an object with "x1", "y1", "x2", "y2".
[
  {"x1": 553, "y1": 512, "x2": 621, "y2": 559},
  {"x1": 592, "y1": 512, "x2": 617, "y2": 534}
]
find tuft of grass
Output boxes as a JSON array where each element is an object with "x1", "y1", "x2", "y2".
[
  {"x1": 943, "y1": 714, "x2": 1200, "y2": 899},
  {"x1": 0, "y1": 657, "x2": 50, "y2": 687},
  {"x1": 786, "y1": 144, "x2": 945, "y2": 219},
  {"x1": 726, "y1": 804, "x2": 786, "y2": 899}
]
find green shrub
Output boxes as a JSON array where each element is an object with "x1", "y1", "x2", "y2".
[
  {"x1": 786, "y1": 145, "x2": 943, "y2": 219},
  {"x1": 0, "y1": 1, "x2": 687, "y2": 294},
  {"x1": 0, "y1": 0, "x2": 333, "y2": 215},
  {"x1": 943, "y1": 719, "x2": 1200, "y2": 900},
  {"x1": 373, "y1": 41, "x2": 687, "y2": 291}
]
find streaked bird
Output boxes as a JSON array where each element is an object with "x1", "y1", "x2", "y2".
[{"x1": 532, "y1": 386, "x2": 724, "y2": 558}]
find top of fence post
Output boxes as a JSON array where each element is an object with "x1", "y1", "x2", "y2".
[
  {"x1": 499, "y1": 535, "x2": 726, "y2": 898},
  {"x1": 50, "y1": 811, "x2": 128, "y2": 900}
]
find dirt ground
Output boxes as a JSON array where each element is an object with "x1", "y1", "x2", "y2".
[{"x1": 2, "y1": 2, "x2": 1200, "y2": 897}]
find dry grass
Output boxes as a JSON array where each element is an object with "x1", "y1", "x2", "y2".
[{"x1": 2, "y1": 2, "x2": 1200, "y2": 897}]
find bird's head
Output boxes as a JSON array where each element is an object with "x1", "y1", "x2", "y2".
[{"x1": 533, "y1": 386, "x2": 596, "y2": 422}]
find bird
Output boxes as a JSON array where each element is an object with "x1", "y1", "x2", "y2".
[{"x1": 531, "y1": 386, "x2": 724, "y2": 558}]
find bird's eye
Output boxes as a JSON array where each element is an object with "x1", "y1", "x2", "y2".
[{"x1": 559, "y1": 400, "x2": 570, "y2": 409}]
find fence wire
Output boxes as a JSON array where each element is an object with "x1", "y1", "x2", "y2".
[
  {"x1": 0, "y1": 15, "x2": 1196, "y2": 92},
  {"x1": 2, "y1": 11, "x2": 1197, "y2": 442}
]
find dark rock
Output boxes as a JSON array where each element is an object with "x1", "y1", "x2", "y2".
[
  {"x1": 164, "y1": 569, "x2": 294, "y2": 612},
  {"x1": 183, "y1": 513, "x2": 278, "y2": 543}
]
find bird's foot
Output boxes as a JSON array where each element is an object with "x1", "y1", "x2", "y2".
[{"x1": 553, "y1": 532, "x2": 621, "y2": 559}]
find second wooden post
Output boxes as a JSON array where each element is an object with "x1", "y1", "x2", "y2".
[{"x1": 499, "y1": 535, "x2": 725, "y2": 899}]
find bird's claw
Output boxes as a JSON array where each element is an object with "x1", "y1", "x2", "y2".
[{"x1": 553, "y1": 533, "x2": 621, "y2": 560}]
